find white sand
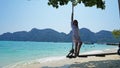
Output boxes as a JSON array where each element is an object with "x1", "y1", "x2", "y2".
[
  {"x1": 11, "y1": 54, "x2": 120, "y2": 68},
  {"x1": 8, "y1": 48, "x2": 120, "y2": 68}
]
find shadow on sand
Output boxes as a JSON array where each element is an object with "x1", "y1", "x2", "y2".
[{"x1": 42, "y1": 60, "x2": 120, "y2": 68}]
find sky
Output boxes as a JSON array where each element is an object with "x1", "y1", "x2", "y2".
[{"x1": 0, "y1": 0, "x2": 120, "y2": 35}]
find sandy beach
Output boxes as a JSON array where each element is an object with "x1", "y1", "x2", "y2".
[{"x1": 12, "y1": 54, "x2": 120, "y2": 68}]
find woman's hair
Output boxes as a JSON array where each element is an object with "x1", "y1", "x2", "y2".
[{"x1": 73, "y1": 20, "x2": 78, "y2": 27}]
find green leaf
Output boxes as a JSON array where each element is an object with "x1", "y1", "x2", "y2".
[
  {"x1": 48, "y1": 0, "x2": 105, "y2": 9},
  {"x1": 112, "y1": 29, "x2": 120, "y2": 39}
]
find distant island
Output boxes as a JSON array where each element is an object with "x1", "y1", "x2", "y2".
[{"x1": 0, "y1": 28, "x2": 118, "y2": 43}]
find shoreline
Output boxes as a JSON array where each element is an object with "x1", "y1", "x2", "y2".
[
  {"x1": 10, "y1": 55, "x2": 120, "y2": 68},
  {"x1": 5, "y1": 48, "x2": 120, "y2": 68}
]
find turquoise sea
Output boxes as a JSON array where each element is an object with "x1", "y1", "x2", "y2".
[{"x1": 0, "y1": 41, "x2": 118, "y2": 68}]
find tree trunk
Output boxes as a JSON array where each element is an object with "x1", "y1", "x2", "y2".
[
  {"x1": 71, "y1": 3, "x2": 74, "y2": 22},
  {"x1": 118, "y1": 0, "x2": 120, "y2": 17}
]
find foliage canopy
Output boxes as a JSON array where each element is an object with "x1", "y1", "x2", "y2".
[
  {"x1": 112, "y1": 29, "x2": 120, "y2": 39},
  {"x1": 48, "y1": 0, "x2": 105, "y2": 10}
]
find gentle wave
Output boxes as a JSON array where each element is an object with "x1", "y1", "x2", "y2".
[
  {"x1": 3, "y1": 56, "x2": 66, "y2": 68},
  {"x1": 36, "y1": 56, "x2": 66, "y2": 63},
  {"x1": 80, "y1": 48, "x2": 118, "y2": 55},
  {"x1": 80, "y1": 50, "x2": 104, "y2": 55}
]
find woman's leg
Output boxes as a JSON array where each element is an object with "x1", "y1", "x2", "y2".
[
  {"x1": 77, "y1": 42, "x2": 82, "y2": 56},
  {"x1": 75, "y1": 42, "x2": 78, "y2": 56}
]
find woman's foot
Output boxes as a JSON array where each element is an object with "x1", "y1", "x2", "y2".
[
  {"x1": 77, "y1": 53, "x2": 79, "y2": 57},
  {"x1": 74, "y1": 53, "x2": 77, "y2": 58}
]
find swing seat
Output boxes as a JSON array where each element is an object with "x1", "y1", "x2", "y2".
[{"x1": 78, "y1": 52, "x2": 117, "y2": 57}]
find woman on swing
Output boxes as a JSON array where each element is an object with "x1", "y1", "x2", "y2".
[{"x1": 71, "y1": 6, "x2": 82, "y2": 57}]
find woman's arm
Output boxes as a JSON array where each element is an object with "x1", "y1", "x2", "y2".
[
  {"x1": 71, "y1": 4, "x2": 74, "y2": 26},
  {"x1": 71, "y1": 12, "x2": 73, "y2": 22},
  {"x1": 71, "y1": 12, "x2": 73, "y2": 27}
]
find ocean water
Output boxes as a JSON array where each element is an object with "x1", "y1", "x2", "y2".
[{"x1": 0, "y1": 41, "x2": 118, "y2": 68}]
